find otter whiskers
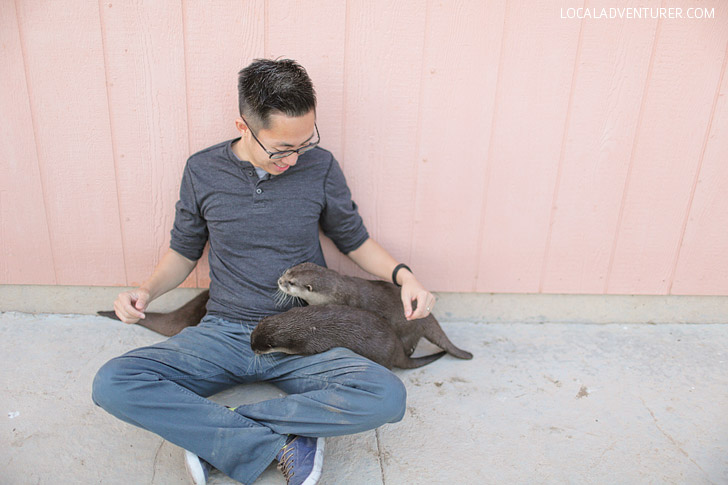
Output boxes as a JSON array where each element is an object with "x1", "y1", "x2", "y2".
[{"x1": 272, "y1": 288, "x2": 303, "y2": 308}]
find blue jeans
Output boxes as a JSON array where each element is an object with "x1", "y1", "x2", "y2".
[{"x1": 92, "y1": 314, "x2": 407, "y2": 484}]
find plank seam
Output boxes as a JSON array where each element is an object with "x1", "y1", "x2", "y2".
[
  {"x1": 473, "y1": 0, "x2": 508, "y2": 292},
  {"x1": 605, "y1": 7, "x2": 663, "y2": 294},
  {"x1": 14, "y1": 0, "x2": 58, "y2": 284},
  {"x1": 335, "y1": 0, "x2": 351, "y2": 274},
  {"x1": 264, "y1": 0, "x2": 269, "y2": 57},
  {"x1": 407, "y1": 0, "x2": 432, "y2": 267},
  {"x1": 180, "y1": 0, "x2": 198, "y2": 288},
  {"x1": 668, "y1": 39, "x2": 728, "y2": 295},
  {"x1": 539, "y1": 5, "x2": 586, "y2": 293},
  {"x1": 341, "y1": 0, "x2": 351, "y2": 174},
  {"x1": 97, "y1": 0, "x2": 129, "y2": 286}
]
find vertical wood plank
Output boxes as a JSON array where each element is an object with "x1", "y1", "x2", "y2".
[
  {"x1": 15, "y1": 0, "x2": 125, "y2": 285},
  {"x1": 607, "y1": 1, "x2": 728, "y2": 294},
  {"x1": 99, "y1": 0, "x2": 189, "y2": 287},
  {"x1": 0, "y1": 0, "x2": 55, "y2": 284},
  {"x1": 410, "y1": 0, "x2": 506, "y2": 291},
  {"x1": 182, "y1": 0, "x2": 266, "y2": 287},
  {"x1": 540, "y1": 0, "x2": 659, "y2": 294},
  {"x1": 265, "y1": 0, "x2": 347, "y2": 271},
  {"x1": 476, "y1": 1, "x2": 582, "y2": 293},
  {"x1": 342, "y1": 0, "x2": 427, "y2": 278},
  {"x1": 671, "y1": 49, "x2": 728, "y2": 295}
]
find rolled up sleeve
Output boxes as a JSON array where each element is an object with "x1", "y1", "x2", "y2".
[
  {"x1": 169, "y1": 162, "x2": 208, "y2": 261},
  {"x1": 320, "y1": 157, "x2": 369, "y2": 254}
]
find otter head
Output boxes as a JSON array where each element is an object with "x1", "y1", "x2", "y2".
[
  {"x1": 277, "y1": 262, "x2": 343, "y2": 305},
  {"x1": 250, "y1": 315, "x2": 299, "y2": 355}
]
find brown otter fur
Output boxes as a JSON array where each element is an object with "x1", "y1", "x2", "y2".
[
  {"x1": 97, "y1": 263, "x2": 472, "y2": 366},
  {"x1": 251, "y1": 304, "x2": 446, "y2": 369},
  {"x1": 278, "y1": 263, "x2": 473, "y2": 360},
  {"x1": 97, "y1": 290, "x2": 209, "y2": 337}
]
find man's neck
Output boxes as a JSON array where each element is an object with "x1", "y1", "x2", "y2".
[{"x1": 231, "y1": 138, "x2": 252, "y2": 164}]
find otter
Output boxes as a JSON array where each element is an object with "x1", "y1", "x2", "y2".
[
  {"x1": 97, "y1": 264, "x2": 472, "y2": 365},
  {"x1": 97, "y1": 290, "x2": 209, "y2": 337},
  {"x1": 277, "y1": 263, "x2": 473, "y2": 360},
  {"x1": 251, "y1": 304, "x2": 446, "y2": 370}
]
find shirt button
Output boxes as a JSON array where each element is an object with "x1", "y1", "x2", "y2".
[
  {"x1": 256, "y1": 188, "x2": 262, "y2": 194},
  {"x1": 247, "y1": 170, "x2": 253, "y2": 176}
]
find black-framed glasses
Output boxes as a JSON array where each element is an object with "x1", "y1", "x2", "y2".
[{"x1": 241, "y1": 116, "x2": 320, "y2": 160}]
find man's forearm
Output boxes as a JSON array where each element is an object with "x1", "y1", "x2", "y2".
[
  {"x1": 140, "y1": 248, "x2": 199, "y2": 301},
  {"x1": 346, "y1": 238, "x2": 414, "y2": 285},
  {"x1": 347, "y1": 237, "x2": 434, "y2": 320}
]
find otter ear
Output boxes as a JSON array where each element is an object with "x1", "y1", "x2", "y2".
[{"x1": 305, "y1": 284, "x2": 313, "y2": 292}]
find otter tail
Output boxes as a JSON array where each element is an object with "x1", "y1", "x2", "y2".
[
  {"x1": 397, "y1": 350, "x2": 447, "y2": 369},
  {"x1": 96, "y1": 311, "x2": 190, "y2": 337},
  {"x1": 96, "y1": 289, "x2": 209, "y2": 337},
  {"x1": 422, "y1": 317, "x2": 474, "y2": 360},
  {"x1": 97, "y1": 310, "x2": 120, "y2": 321}
]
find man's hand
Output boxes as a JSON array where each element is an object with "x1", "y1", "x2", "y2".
[
  {"x1": 113, "y1": 288, "x2": 151, "y2": 324},
  {"x1": 345, "y1": 238, "x2": 436, "y2": 320},
  {"x1": 109, "y1": 248, "x2": 197, "y2": 324},
  {"x1": 399, "y1": 271, "x2": 436, "y2": 321}
]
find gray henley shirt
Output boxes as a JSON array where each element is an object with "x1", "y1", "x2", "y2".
[{"x1": 169, "y1": 138, "x2": 369, "y2": 323}]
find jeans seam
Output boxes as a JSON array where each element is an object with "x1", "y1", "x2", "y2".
[
  {"x1": 268, "y1": 369, "x2": 333, "y2": 389},
  {"x1": 266, "y1": 347, "x2": 376, "y2": 387},
  {"x1": 164, "y1": 371, "x2": 226, "y2": 382},
  {"x1": 122, "y1": 353, "x2": 248, "y2": 380},
  {"x1": 171, "y1": 382, "x2": 263, "y2": 431},
  {"x1": 269, "y1": 349, "x2": 390, "y2": 388}
]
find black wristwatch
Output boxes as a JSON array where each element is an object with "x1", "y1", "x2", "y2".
[{"x1": 392, "y1": 263, "x2": 412, "y2": 287}]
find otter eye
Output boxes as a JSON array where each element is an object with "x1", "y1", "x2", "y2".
[{"x1": 305, "y1": 284, "x2": 313, "y2": 291}]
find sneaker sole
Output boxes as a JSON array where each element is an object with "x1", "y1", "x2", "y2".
[
  {"x1": 301, "y1": 438, "x2": 325, "y2": 485},
  {"x1": 184, "y1": 449, "x2": 207, "y2": 485}
]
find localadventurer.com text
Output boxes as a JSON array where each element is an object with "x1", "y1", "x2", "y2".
[{"x1": 560, "y1": 7, "x2": 715, "y2": 20}]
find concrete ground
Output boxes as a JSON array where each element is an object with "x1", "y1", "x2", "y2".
[{"x1": 1, "y1": 311, "x2": 726, "y2": 484}]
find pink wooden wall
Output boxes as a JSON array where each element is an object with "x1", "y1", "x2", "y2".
[{"x1": 1, "y1": 1, "x2": 727, "y2": 296}]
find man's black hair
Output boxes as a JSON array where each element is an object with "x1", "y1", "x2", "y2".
[{"x1": 237, "y1": 58, "x2": 317, "y2": 130}]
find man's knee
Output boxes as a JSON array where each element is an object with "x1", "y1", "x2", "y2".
[
  {"x1": 92, "y1": 358, "x2": 123, "y2": 410},
  {"x1": 349, "y1": 364, "x2": 407, "y2": 426},
  {"x1": 378, "y1": 370, "x2": 407, "y2": 423},
  {"x1": 91, "y1": 356, "x2": 150, "y2": 413}
]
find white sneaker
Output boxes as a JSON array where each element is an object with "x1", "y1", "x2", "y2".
[{"x1": 184, "y1": 449, "x2": 212, "y2": 485}]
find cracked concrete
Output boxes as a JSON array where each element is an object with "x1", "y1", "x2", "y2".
[{"x1": 1, "y1": 311, "x2": 727, "y2": 484}]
